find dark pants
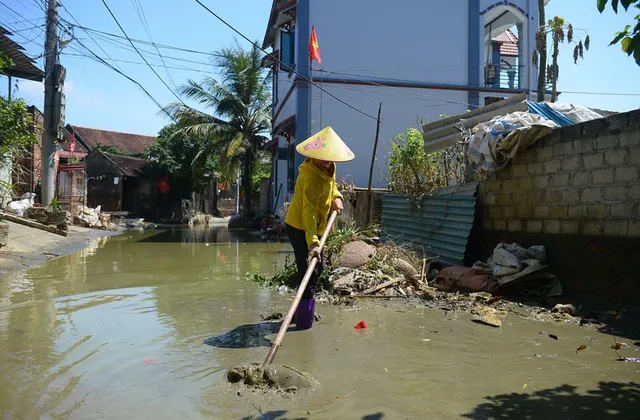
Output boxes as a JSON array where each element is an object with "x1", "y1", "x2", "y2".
[{"x1": 285, "y1": 223, "x2": 324, "y2": 299}]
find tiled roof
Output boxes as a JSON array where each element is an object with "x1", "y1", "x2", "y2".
[
  {"x1": 67, "y1": 125, "x2": 156, "y2": 155},
  {"x1": 492, "y1": 29, "x2": 519, "y2": 57},
  {"x1": 0, "y1": 27, "x2": 43, "y2": 81},
  {"x1": 96, "y1": 150, "x2": 153, "y2": 177}
]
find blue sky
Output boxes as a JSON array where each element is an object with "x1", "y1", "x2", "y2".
[{"x1": 1, "y1": 0, "x2": 638, "y2": 137}]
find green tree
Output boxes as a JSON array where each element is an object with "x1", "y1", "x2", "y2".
[
  {"x1": 142, "y1": 123, "x2": 221, "y2": 195},
  {"x1": 597, "y1": 0, "x2": 640, "y2": 65},
  {"x1": 533, "y1": 16, "x2": 590, "y2": 103},
  {"x1": 162, "y1": 43, "x2": 271, "y2": 218},
  {"x1": 535, "y1": 0, "x2": 548, "y2": 102},
  {"x1": 95, "y1": 143, "x2": 125, "y2": 155}
]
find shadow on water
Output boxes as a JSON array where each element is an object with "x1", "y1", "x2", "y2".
[
  {"x1": 240, "y1": 412, "x2": 385, "y2": 420},
  {"x1": 462, "y1": 381, "x2": 640, "y2": 419},
  {"x1": 204, "y1": 322, "x2": 295, "y2": 349}
]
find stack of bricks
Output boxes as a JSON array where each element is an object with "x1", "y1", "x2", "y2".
[{"x1": 480, "y1": 108, "x2": 640, "y2": 238}]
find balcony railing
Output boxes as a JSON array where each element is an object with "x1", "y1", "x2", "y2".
[{"x1": 484, "y1": 64, "x2": 525, "y2": 90}]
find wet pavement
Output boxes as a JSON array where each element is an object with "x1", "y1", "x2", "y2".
[{"x1": 1, "y1": 227, "x2": 639, "y2": 419}]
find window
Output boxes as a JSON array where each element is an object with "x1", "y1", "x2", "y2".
[
  {"x1": 280, "y1": 29, "x2": 295, "y2": 71},
  {"x1": 277, "y1": 146, "x2": 288, "y2": 160},
  {"x1": 287, "y1": 143, "x2": 296, "y2": 192}
]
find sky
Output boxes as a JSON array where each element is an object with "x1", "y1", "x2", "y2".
[{"x1": 0, "y1": 0, "x2": 638, "y2": 137}]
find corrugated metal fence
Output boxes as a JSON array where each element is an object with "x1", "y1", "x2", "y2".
[{"x1": 380, "y1": 182, "x2": 478, "y2": 266}]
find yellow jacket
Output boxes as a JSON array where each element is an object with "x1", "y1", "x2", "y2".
[{"x1": 285, "y1": 159, "x2": 343, "y2": 247}]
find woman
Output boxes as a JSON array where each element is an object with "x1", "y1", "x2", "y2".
[{"x1": 284, "y1": 126, "x2": 355, "y2": 330}]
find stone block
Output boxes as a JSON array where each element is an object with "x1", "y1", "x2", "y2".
[
  {"x1": 552, "y1": 173, "x2": 570, "y2": 187},
  {"x1": 549, "y1": 205, "x2": 568, "y2": 219},
  {"x1": 581, "y1": 187, "x2": 602, "y2": 203},
  {"x1": 507, "y1": 219, "x2": 522, "y2": 232},
  {"x1": 573, "y1": 139, "x2": 594, "y2": 154},
  {"x1": 583, "y1": 221, "x2": 604, "y2": 235},
  {"x1": 604, "y1": 112, "x2": 629, "y2": 131},
  {"x1": 553, "y1": 141, "x2": 574, "y2": 157},
  {"x1": 487, "y1": 180, "x2": 502, "y2": 192},
  {"x1": 629, "y1": 221, "x2": 640, "y2": 237},
  {"x1": 503, "y1": 206, "x2": 517, "y2": 218},
  {"x1": 629, "y1": 185, "x2": 640, "y2": 200},
  {"x1": 533, "y1": 206, "x2": 549, "y2": 218},
  {"x1": 562, "y1": 189, "x2": 580, "y2": 204},
  {"x1": 496, "y1": 193, "x2": 511, "y2": 206},
  {"x1": 536, "y1": 146, "x2": 553, "y2": 160},
  {"x1": 561, "y1": 156, "x2": 580, "y2": 171},
  {"x1": 484, "y1": 194, "x2": 497, "y2": 206},
  {"x1": 596, "y1": 134, "x2": 619, "y2": 150},
  {"x1": 527, "y1": 162, "x2": 544, "y2": 174},
  {"x1": 568, "y1": 205, "x2": 587, "y2": 219},
  {"x1": 561, "y1": 220, "x2": 580, "y2": 234},
  {"x1": 488, "y1": 207, "x2": 502, "y2": 219},
  {"x1": 503, "y1": 179, "x2": 519, "y2": 192},
  {"x1": 544, "y1": 159, "x2": 562, "y2": 173},
  {"x1": 620, "y1": 130, "x2": 640, "y2": 147},
  {"x1": 603, "y1": 186, "x2": 626, "y2": 202},
  {"x1": 587, "y1": 204, "x2": 609, "y2": 219},
  {"x1": 543, "y1": 220, "x2": 560, "y2": 234},
  {"x1": 518, "y1": 149, "x2": 537, "y2": 163},
  {"x1": 604, "y1": 149, "x2": 627, "y2": 166},
  {"x1": 511, "y1": 164, "x2": 528, "y2": 177},
  {"x1": 512, "y1": 191, "x2": 527, "y2": 205},
  {"x1": 517, "y1": 206, "x2": 533, "y2": 218},
  {"x1": 610, "y1": 203, "x2": 635, "y2": 219},
  {"x1": 526, "y1": 220, "x2": 543, "y2": 233},
  {"x1": 583, "y1": 154, "x2": 604, "y2": 169},
  {"x1": 518, "y1": 177, "x2": 533, "y2": 190},
  {"x1": 527, "y1": 190, "x2": 543, "y2": 205},
  {"x1": 544, "y1": 189, "x2": 562, "y2": 203},
  {"x1": 493, "y1": 219, "x2": 506, "y2": 231},
  {"x1": 534, "y1": 175, "x2": 551, "y2": 189},
  {"x1": 592, "y1": 168, "x2": 614, "y2": 185},
  {"x1": 604, "y1": 221, "x2": 628, "y2": 236},
  {"x1": 572, "y1": 172, "x2": 589, "y2": 186},
  {"x1": 615, "y1": 166, "x2": 638, "y2": 183}
]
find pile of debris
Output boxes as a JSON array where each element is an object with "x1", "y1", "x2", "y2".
[
  {"x1": 74, "y1": 205, "x2": 118, "y2": 230},
  {"x1": 3, "y1": 194, "x2": 69, "y2": 230}
]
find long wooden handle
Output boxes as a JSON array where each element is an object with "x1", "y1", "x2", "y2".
[{"x1": 263, "y1": 210, "x2": 338, "y2": 367}]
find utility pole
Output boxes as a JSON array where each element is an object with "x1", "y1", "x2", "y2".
[{"x1": 42, "y1": 0, "x2": 59, "y2": 206}]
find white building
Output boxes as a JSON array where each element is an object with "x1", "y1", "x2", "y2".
[{"x1": 262, "y1": 0, "x2": 548, "y2": 211}]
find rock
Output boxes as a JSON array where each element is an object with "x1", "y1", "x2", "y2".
[
  {"x1": 337, "y1": 241, "x2": 375, "y2": 268},
  {"x1": 471, "y1": 306, "x2": 504, "y2": 328},
  {"x1": 333, "y1": 272, "x2": 357, "y2": 291},
  {"x1": 0, "y1": 222, "x2": 8, "y2": 248},
  {"x1": 551, "y1": 303, "x2": 577, "y2": 316},
  {"x1": 392, "y1": 258, "x2": 419, "y2": 278}
]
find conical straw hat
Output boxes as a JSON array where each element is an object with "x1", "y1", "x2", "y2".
[{"x1": 296, "y1": 126, "x2": 355, "y2": 162}]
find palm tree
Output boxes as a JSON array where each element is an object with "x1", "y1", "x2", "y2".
[{"x1": 163, "y1": 42, "x2": 271, "y2": 218}]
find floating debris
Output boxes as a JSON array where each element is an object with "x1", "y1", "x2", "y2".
[
  {"x1": 615, "y1": 351, "x2": 640, "y2": 363},
  {"x1": 576, "y1": 344, "x2": 587, "y2": 353},
  {"x1": 549, "y1": 334, "x2": 559, "y2": 340}
]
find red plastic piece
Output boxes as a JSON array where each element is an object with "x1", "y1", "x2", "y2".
[{"x1": 354, "y1": 320, "x2": 368, "y2": 329}]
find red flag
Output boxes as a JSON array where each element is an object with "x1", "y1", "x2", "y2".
[{"x1": 309, "y1": 26, "x2": 321, "y2": 63}]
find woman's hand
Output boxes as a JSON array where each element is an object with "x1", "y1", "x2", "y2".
[
  {"x1": 308, "y1": 244, "x2": 321, "y2": 262},
  {"x1": 332, "y1": 198, "x2": 344, "y2": 215}
]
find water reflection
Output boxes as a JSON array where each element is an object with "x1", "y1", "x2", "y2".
[{"x1": 204, "y1": 321, "x2": 286, "y2": 349}]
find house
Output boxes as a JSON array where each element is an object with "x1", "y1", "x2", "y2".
[
  {"x1": 262, "y1": 0, "x2": 548, "y2": 212},
  {"x1": 84, "y1": 149, "x2": 156, "y2": 216},
  {"x1": 62, "y1": 125, "x2": 156, "y2": 156}
]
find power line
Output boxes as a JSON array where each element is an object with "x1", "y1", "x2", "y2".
[
  {"x1": 192, "y1": 0, "x2": 380, "y2": 122},
  {"x1": 99, "y1": 0, "x2": 184, "y2": 104}
]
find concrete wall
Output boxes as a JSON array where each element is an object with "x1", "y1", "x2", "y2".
[
  {"x1": 341, "y1": 188, "x2": 386, "y2": 228},
  {"x1": 476, "y1": 109, "x2": 640, "y2": 302}
]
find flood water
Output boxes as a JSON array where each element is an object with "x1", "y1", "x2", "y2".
[{"x1": 1, "y1": 227, "x2": 639, "y2": 419}]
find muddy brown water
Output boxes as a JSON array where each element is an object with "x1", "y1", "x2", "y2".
[{"x1": 1, "y1": 228, "x2": 639, "y2": 419}]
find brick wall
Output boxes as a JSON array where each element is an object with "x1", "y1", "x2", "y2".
[
  {"x1": 476, "y1": 108, "x2": 640, "y2": 302},
  {"x1": 13, "y1": 106, "x2": 44, "y2": 195}
]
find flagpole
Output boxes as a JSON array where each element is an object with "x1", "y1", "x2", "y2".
[{"x1": 308, "y1": 55, "x2": 312, "y2": 137}]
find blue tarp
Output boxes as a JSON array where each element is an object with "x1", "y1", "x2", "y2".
[{"x1": 527, "y1": 101, "x2": 576, "y2": 127}]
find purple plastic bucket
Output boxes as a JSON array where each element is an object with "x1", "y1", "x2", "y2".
[{"x1": 295, "y1": 298, "x2": 315, "y2": 330}]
